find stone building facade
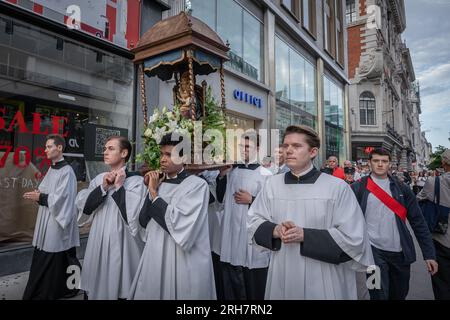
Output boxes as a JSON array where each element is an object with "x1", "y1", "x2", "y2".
[{"x1": 346, "y1": 0, "x2": 431, "y2": 170}]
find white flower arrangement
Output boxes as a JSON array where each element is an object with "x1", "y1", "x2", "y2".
[{"x1": 137, "y1": 104, "x2": 196, "y2": 170}]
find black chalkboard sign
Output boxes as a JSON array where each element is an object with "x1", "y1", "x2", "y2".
[{"x1": 84, "y1": 123, "x2": 128, "y2": 161}]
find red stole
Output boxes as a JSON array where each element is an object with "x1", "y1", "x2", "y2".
[{"x1": 366, "y1": 177, "x2": 407, "y2": 222}]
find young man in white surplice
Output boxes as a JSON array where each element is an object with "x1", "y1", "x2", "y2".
[
  {"x1": 22, "y1": 134, "x2": 80, "y2": 300},
  {"x1": 128, "y1": 133, "x2": 215, "y2": 300},
  {"x1": 76, "y1": 136, "x2": 145, "y2": 300},
  {"x1": 248, "y1": 125, "x2": 374, "y2": 299}
]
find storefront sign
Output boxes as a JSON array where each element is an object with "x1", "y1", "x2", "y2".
[
  {"x1": 233, "y1": 89, "x2": 262, "y2": 109},
  {"x1": 0, "y1": 109, "x2": 69, "y2": 136},
  {"x1": 0, "y1": 109, "x2": 69, "y2": 177}
]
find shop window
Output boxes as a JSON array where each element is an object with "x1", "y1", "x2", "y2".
[
  {"x1": 324, "y1": 76, "x2": 346, "y2": 161},
  {"x1": 0, "y1": 15, "x2": 134, "y2": 249},
  {"x1": 191, "y1": 0, "x2": 263, "y2": 82},
  {"x1": 275, "y1": 36, "x2": 317, "y2": 137}
]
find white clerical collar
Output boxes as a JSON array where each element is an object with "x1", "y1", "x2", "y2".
[
  {"x1": 53, "y1": 157, "x2": 64, "y2": 165},
  {"x1": 291, "y1": 164, "x2": 314, "y2": 178},
  {"x1": 166, "y1": 168, "x2": 184, "y2": 180},
  {"x1": 111, "y1": 165, "x2": 126, "y2": 172}
]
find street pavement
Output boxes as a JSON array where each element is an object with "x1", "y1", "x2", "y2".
[{"x1": 406, "y1": 223, "x2": 435, "y2": 300}]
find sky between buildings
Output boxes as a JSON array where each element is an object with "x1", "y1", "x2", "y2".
[{"x1": 403, "y1": 0, "x2": 450, "y2": 150}]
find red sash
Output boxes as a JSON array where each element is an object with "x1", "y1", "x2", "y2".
[{"x1": 366, "y1": 177, "x2": 407, "y2": 221}]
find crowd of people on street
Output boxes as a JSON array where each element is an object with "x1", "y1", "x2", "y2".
[{"x1": 320, "y1": 158, "x2": 442, "y2": 195}]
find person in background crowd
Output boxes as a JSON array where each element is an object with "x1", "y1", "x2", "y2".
[
  {"x1": 410, "y1": 171, "x2": 417, "y2": 193},
  {"x1": 324, "y1": 156, "x2": 345, "y2": 180},
  {"x1": 416, "y1": 171, "x2": 427, "y2": 194},
  {"x1": 357, "y1": 164, "x2": 363, "y2": 175},
  {"x1": 417, "y1": 149, "x2": 450, "y2": 300},
  {"x1": 320, "y1": 161, "x2": 332, "y2": 175},
  {"x1": 360, "y1": 165, "x2": 371, "y2": 178},
  {"x1": 401, "y1": 168, "x2": 412, "y2": 186},
  {"x1": 274, "y1": 146, "x2": 289, "y2": 174},
  {"x1": 344, "y1": 167, "x2": 355, "y2": 185},
  {"x1": 261, "y1": 156, "x2": 277, "y2": 175},
  {"x1": 216, "y1": 134, "x2": 271, "y2": 300},
  {"x1": 344, "y1": 160, "x2": 361, "y2": 181}
]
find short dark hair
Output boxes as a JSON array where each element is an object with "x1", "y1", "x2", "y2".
[
  {"x1": 106, "y1": 136, "x2": 132, "y2": 162},
  {"x1": 46, "y1": 134, "x2": 66, "y2": 151},
  {"x1": 159, "y1": 133, "x2": 184, "y2": 157},
  {"x1": 283, "y1": 125, "x2": 320, "y2": 149},
  {"x1": 244, "y1": 134, "x2": 260, "y2": 147},
  {"x1": 369, "y1": 148, "x2": 391, "y2": 161}
]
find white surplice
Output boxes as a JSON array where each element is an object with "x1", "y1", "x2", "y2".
[
  {"x1": 76, "y1": 173, "x2": 145, "y2": 299},
  {"x1": 248, "y1": 171, "x2": 374, "y2": 299},
  {"x1": 128, "y1": 174, "x2": 216, "y2": 300}
]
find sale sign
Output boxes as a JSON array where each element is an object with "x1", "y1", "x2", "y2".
[{"x1": 0, "y1": 107, "x2": 70, "y2": 178}]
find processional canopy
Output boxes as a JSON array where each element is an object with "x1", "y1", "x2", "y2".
[
  {"x1": 133, "y1": 12, "x2": 230, "y2": 171},
  {"x1": 133, "y1": 12, "x2": 229, "y2": 123}
]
